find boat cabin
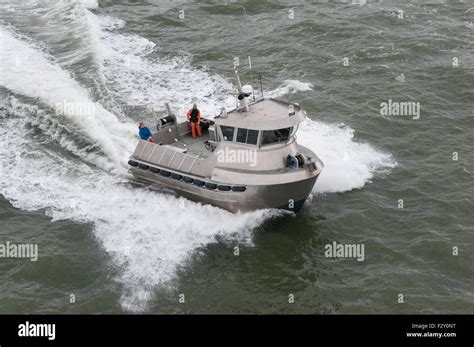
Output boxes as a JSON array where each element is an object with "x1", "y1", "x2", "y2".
[{"x1": 209, "y1": 98, "x2": 306, "y2": 149}]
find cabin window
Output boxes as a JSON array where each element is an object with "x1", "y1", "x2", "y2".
[
  {"x1": 246, "y1": 129, "x2": 259, "y2": 145},
  {"x1": 261, "y1": 127, "x2": 293, "y2": 145},
  {"x1": 220, "y1": 126, "x2": 235, "y2": 141},
  {"x1": 236, "y1": 128, "x2": 259, "y2": 145}
]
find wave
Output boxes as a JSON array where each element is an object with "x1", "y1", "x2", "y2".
[
  {"x1": 298, "y1": 120, "x2": 396, "y2": 193},
  {"x1": 0, "y1": 26, "x2": 136, "y2": 171},
  {"x1": 266, "y1": 80, "x2": 314, "y2": 98}
]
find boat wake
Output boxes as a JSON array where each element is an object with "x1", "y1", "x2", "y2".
[
  {"x1": 0, "y1": 98, "x2": 283, "y2": 313},
  {"x1": 0, "y1": 0, "x2": 395, "y2": 312}
]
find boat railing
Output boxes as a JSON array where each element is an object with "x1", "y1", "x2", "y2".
[{"x1": 132, "y1": 140, "x2": 201, "y2": 173}]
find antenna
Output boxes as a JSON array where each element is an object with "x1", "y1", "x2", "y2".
[
  {"x1": 248, "y1": 56, "x2": 256, "y2": 102},
  {"x1": 259, "y1": 73, "x2": 264, "y2": 99}
]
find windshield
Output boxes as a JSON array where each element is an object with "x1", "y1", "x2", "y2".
[{"x1": 261, "y1": 127, "x2": 293, "y2": 145}]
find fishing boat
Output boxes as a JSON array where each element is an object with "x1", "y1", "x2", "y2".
[{"x1": 128, "y1": 74, "x2": 323, "y2": 212}]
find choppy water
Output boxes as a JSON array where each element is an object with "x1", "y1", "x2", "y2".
[{"x1": 0, "y1": 0, "x2": 472, "y2": 313}]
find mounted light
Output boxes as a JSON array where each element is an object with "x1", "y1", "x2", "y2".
[{"x1": 238, "y1": 85, "x2": 253, "y2": 100}]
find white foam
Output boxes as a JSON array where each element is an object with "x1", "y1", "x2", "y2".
[
  {"x1": 266, "y1": 80, "x2": 314, "y2": 98},
  {"x1": 0, "y1": 108, "x2": 278, "y2": 312},
  {"x1": 79, "y1": 11, "x2": 236, "y2": 119},
  {"x1": 0, "y1": 26, "x2": 137, "y2": 171},
  {"x1": 80, "y1": 0, "x2": 98, "y2": 9},
  {"x1": 0, "y1": 20, "x2": 278, "y2": 312},
  {"x1": 298, "y1": 120, "x2": 397, "y2": 193}
]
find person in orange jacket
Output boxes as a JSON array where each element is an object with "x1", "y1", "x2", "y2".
[{"x1": 186, "y1": 103, "x2": 202, "y2": 138}]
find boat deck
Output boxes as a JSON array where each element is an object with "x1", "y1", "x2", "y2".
[{"x1": 169, "y1": 131, "x2": 211, "y2": 159}]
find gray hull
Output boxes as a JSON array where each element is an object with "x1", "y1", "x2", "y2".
[{"x1": 129, "y1": 166, "x2": 319, "y2": 213}]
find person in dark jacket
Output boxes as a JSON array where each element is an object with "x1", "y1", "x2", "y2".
[
  {"x1": 186, "y1": 103, "x2": 202, "y2": 138},
  {"x1": 138, "y1": 122, "x2": 155, "y2": 142}
]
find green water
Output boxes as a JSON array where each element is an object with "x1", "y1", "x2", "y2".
[{"x1": 0, "y1": 0, "x2": 473, "y2": 313}]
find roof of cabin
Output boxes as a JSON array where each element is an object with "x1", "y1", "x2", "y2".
[{"x1": 214, "y1": 98, "x2": 306, "y2": 130}]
